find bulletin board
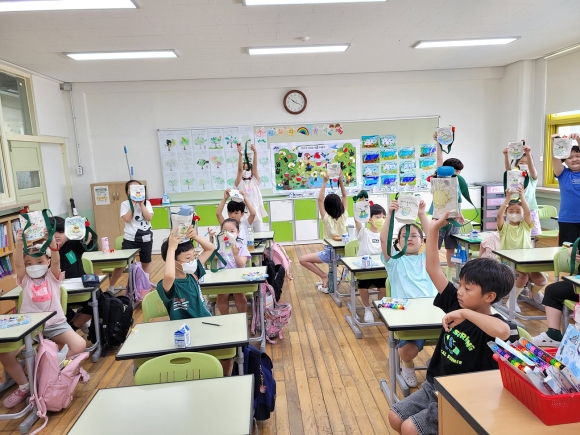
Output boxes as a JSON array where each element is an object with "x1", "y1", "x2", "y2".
[{"x1": 158, "y1": 116, "x2": 439, "y2": 200}]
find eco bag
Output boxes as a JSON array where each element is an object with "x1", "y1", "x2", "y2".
[
  {"x1": 352, "y1": 190, "x2": 371, "y2": 224},
  {"x1": 326, "y1": 163, "x2": 341, "y2": 179},
  {"x1": 553, "y1": 138, "x2": 573, "y2": 159},
  {"x1": 129, "y1": 184, "x2": 146, "y2": 202},
  {"x1": 64, "y1": 216, "x2": 98, "y2": 251},
  {"x1": 385, "y1": 193, "x2": 420, "y2": 259},
  {"x1": 170, "y1": 205, "x2": 194, "y2": 243},
  {"x1": 436, "y1": 126, "x2": 455, "y2": 154},
  {"x1": 206, "y1": 231, "x2": 229, "y2": 273},
  {"x1": 507, "y1": 141, "x2": 524, "y2": 162},
  {"x1": 394, "y1": 194, "x2": 420, "y2": 224},
  {"x1": 503, "y1": 170, "x2": 528, "y2": 200},
  {"x1": 431, "y1": 177, "x2": 460, "y2": 220},
  {"x1": 20, "y1": 209, "x2": 56, "y2": 257}
]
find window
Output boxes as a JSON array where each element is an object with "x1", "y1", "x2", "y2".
[
  {"x1": 0, "y1": 71, "x2": 32, "y2": 135},
  {"x1": 544, "y1": 111, "x2": 580, "y2": 187}
]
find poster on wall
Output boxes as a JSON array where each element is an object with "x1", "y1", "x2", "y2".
[
  {"x1": 93, "y1": 186, "x2": 110, "y2": 206},
  {"x1": 270, "y1": 139, "x2": 360, "y2": 192}
]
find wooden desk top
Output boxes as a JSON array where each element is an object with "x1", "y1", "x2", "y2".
[
  {"x1": 0, "y1": 312, "x2": 55, "y2": 343},
  {"x1": 373, "y1": 297, "x2": 444, "y2": 331},
  {"x1": 435, "y1": 370, "x2": 580, "y2": 434},
  {"x1": 492, "y1": 247, "x2": 562, "y2": 264},
  {"x1": 66, "y1": 375, "x2": 254, "y2": 435},
  {"x1": 83, "y1": 249, "x2": 140, "y2": 262}
]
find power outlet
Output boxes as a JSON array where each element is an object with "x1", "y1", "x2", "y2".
[{"x1": 77, "y1": 166, "x2": 83, "y2": 175}]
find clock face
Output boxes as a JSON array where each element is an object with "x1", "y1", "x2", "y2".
[{"x1": 284, "y1": 90, "x2": 306, "y2": 114}]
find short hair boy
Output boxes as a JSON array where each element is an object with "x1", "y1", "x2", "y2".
[
  {"x1": 216, "y1": 189, "x2": 256, "y2": 245},
  {"x1": 388, "y1": 213, "x2": 513, "y2": 435}
]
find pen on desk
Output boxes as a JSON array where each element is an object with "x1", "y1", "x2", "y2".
[{"x1": 202, "y1": 321, "x2": 221, "y2": 326}]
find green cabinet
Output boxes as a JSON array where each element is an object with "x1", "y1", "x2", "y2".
[
  {"x1": 150, "y1": 207, "x2": 170, "y2": 230},
  {"x1": 195, "y1": 204, "x2": 220, "y2": 227},
  {"x1": 347, "y1": 196, "x2": 354, "y2": 217},
  {"x1": 262, "y1": 202, "x2": 270, "y2": 224},
  {"x1": 294, "y1": 199, "x2": 318, "y2": 220},
  {"x1": 271, "y1": 222, "x2": 294, "y2": 243}
]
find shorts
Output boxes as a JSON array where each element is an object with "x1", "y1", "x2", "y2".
[
  {"x1": 357, "y1": 278, "x2": 386, "y2": 290},
  {"x1": 37, "y1": 322, "x2": 73, "y2": 340},
  {"x1": 438, "y1": 225, "x2": 459, "y2": 250},
  {"x1": 317, "y1": 245, "x2": 336, "y2": 264},
  {"x1": 397, "y1": 339, "x2": 425, "y2": 351},
  {"x1": 390, "y1": 381, "x2": 438, "y2": 435},
  {"x1": 530, "y1": 209, "x2": 542, "y2": 237},
  {"x1": 558, "y1": 222, "x2": 580, "y2": 246},
  {"x1": 122, "y1": 238, "x2": 152, "y2": 264}
]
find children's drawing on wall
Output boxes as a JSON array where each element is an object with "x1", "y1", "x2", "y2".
[
  {"x1": 191, "y1": 130, "x2": 208, "y2": 150},
  {"x1": 420, "y1": 144, "x2": 436, "y2": 157},
  {"x1": 380, "y1": 135, "x2": 396, "y2": 148},
  {"x1": 197, "y1": 178, "x2": 209, "y2": 190},
  {"x1": 223, "y1": 127, "x2": 239, "y2": 149},
  {"x1": 362, "y1": 135, "x2": 379, "y2": 148},
  {"x1": 210, "y1": 153, "x2": 224, "y2": 170},
  {"x1": 179, "y1": 156, "x2": 194, "y2": 171},
  {"x1": 419, "y1": 157, "x2": 436, "y2": 171},
  {"x1": 362, "y1": 150, "x2": 380, "y2": 164},
  {"x1": 381, "y1": 174, "x2": 398, "y2": 190},
  {"x1": 196, "y1": 158, "x2": 209, "y2": 171},
  {"x1": 362, "y1": 164, "x2": 380, "y2": 188},
  {"x1": 164, "y1": 158, "x2": 177, "y2": 172},
  {"x1": 380, "y1": 148, "x2": 397, "y2": 161},
  {"x1": 398, "y1": 147, "x2": 416, "y2": 160},
  {"x1": 165, "y1": 176, "x2": 181, "y2": 193},
  {"x1": 181, "y1": 172, "x2": 195, "y2": 191},
  {"x1": 382, "y1": 161, "x2": 398, "y2": 174},
  {"x1": 271, "y1": 140, "x2": 360, "y2": 191},
  {"x1": 212, "y1": 174, "x2": 226, "y2": 190},
  {"x1": 399, "y1": 160, "x2": 417, "y2": 188},
  {"x1": 227, "y1": 178, "x2": 235, "y2": 188}
]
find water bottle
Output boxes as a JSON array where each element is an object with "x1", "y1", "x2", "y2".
[
  {"x1": 101, "y1": 237, "x2": 109, "y2": 254},
  {"x1": 247, "y1": 227, "x2": 254, "y2": 251},
  {"x1": 161, "y1": 193, "x2": 170, "y2": 205},
  {"x1": 178, "y1": 205, "x2": 192, "y2": 216}
]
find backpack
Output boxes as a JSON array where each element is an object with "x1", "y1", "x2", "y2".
[
  {"x1": 88, "y1": 291, "x2": 134, "y2": 348},
  {"x1": 128, "y1": 261, "x2": 154, "y2": 304},
  {"x1": 264, "y1": 242, "x2": 293, "y2": 280},
  {"x1": 30, "y1": 334, "x2": 90, "y2": 435},
  {"x1": 262, "y1": 257, "x2": 286, "y2": 301},
  {"x1": 252, "y1": 283, "x2": 292, "y2": 344},
  {"x1": 232, "y1": 346, "x2": 276, "y2": 421}
]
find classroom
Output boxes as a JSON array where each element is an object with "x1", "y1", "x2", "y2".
[{"x1": 0, "y1": 0, "x2": 579, "y2": 434}]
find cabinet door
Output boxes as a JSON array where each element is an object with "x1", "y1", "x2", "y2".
[
  {"x1": 152, "y1": 229, "x2": 171, "y2": 254},
  {"x1": 295, "y1": 219, "x2": 319, "y2": 241},
  {"x1": 270, "y1": 200, "x2": 293, "y2": 222},
  {"x1": 195, "y1": 205, "x2": 220, "y2": 227},
  {"x1": 262, "y1": 202, "x2": 270, "y2": 224},
  {"x1": 294, "y1": 199, "x2": 318, "y2": 220},
  {"x1": 151, "y1": 206, "x2": 170, "y2": 230},
  {"x1": 271, "y1": 222, "x2": 294, "y2": 243},
  {"x1": 92, "y1": 182, "x2": 123, "y2": 244}
]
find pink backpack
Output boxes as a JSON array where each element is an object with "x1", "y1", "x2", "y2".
[
  {"x1": 128, "y1": 261, "x2": 154, "y2": 304},
  {"x1": 479, "y1": 232, "x2": 500, "y2": 259},
  {"x1": 30, "y1": 334, "x2": 90, "y2": 434},
  {"x1": 264, "y1": 243, "x2": 294, "y2": 280},
  {"x1": 252, "y1": 283, "x2": 292, "y2": 344}
]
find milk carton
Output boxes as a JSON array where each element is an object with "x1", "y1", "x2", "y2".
[{"x1": 174, "y1": 323, "x2": 191, "y2": 348}]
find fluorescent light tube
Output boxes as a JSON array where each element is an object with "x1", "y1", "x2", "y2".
[
  {"x1": 0, "y1": 0, "x2": 137, "y2": 12},
  {"x1": 244, "y1": 0, "x2": 384, "y2": 4},
  {"x1": 413, "y1": 38, "x2": 519, "y2": 48},
  {"x1": 248, "y1": 44, "x2": 350, "y2": 55},
  {"x1": 66, "y1": 50, "x2": 177, "y2": 60}
]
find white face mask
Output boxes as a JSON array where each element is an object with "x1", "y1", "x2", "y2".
[
  {"x1": 242, "y1": 170, "x2": 252, "y2": 179},
  {"x1": 178, "y1": 259, "x2": 198, "y2": 275},
  {"x1": 26, "y1": 264, "x2": 48, "y2": 279},
  {"x1": 507, "y1": 213, "x2": 524, "y2": 223}
]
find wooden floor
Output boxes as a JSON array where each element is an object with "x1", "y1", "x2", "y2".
[{"x1": 0, "y1": 239, "x2": 560, "y2": 434}]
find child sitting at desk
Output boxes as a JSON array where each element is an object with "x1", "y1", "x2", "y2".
[
  {"x1": 380, "y1": 199, "x2": 436, "y2": 388},
  {"x1": 497, "y1": 187, "x2": 546, "y2": 313},
  {"x1": 0, "y1": 231, "x2": 86, "y2": 409},
  {"x1": 215, "y1": 218, "x2": 251, "y2": 315},
  {"x1": 388, "y1": 214, "x2": 513, "y2": 435},
  {"x1": 299, "y1": 171, "x2": 348, "y2": 294},
  {"x1": 355, "y1": 203, "x2": 386, "y2": 323}
]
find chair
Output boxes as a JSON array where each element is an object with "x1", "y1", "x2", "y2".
[
  {"x1": 344, "y1": 240, "x2": 359, "y2": 257},
  {"x1": 67, "y1": 258, "x2": 94, "y2": 306},
  {"x1": 553, "y1": 248, "x2": 578, "y2": 331},
  {"x1": 535, "y1": 205, "x2": 559, "y2": 241},
  {"x1": 100, "y1": 236, "x2": 127, "y2": 290},
  {"x1": 135, "y1": 292, "x2": 236, "y2": 369},
  {"x1": 134, "y1": 352, "x2": 223, "y2": 385},
  {"x1": 517, "y1": 326, "x2": 533, "y2": 341}
]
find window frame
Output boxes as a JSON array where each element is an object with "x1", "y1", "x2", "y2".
[{"x1": 544, "y1": 112, "x2": 580, "y2": 187}]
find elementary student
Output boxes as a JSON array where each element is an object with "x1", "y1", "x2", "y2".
[
  {"x1": 216, "y1": 188, "x2": 256, "y2": 246},
  {"x1": 235, "y1": 142, "x2": 268, "y2": 231},
  {"x1": 388, "y1": 213, "x2": 513, "y2": 435}
]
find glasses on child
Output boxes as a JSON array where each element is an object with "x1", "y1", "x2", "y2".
[{"x1": 400, "y1": 234, "x2": 423, "y2": 239}]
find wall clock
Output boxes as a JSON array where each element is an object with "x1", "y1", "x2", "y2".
[{"x1": 283, "y1": 90, "x2": 307, "y2": 115}]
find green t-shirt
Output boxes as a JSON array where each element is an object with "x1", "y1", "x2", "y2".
[
  {"x1": 499, "y1": 219, "x2": 533, "y2": 250},
  {"x1": 156, "y1": 260, "x2": 211, "y2": 320}
]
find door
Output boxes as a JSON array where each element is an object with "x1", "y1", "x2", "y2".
[{"x1": 9, "y1": 141, "x2": 47, "y2": 211}]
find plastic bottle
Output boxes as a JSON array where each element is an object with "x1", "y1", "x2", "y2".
[
  {"x1": 161, "y1": 193, "x2": 170, "y2": 205},
  {"x1": 247, "y1": 227, "x2": 254, "y2": 251}
]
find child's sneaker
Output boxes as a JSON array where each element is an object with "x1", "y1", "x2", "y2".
[
  {"x1": 3, "y1": 387, "x2": 29, "y2": 408},
  {"x1": 531, "y1": 332, "x2": 560, "y2": 347},
  {"x1": 401, "y1": 366, "x2": 418, "y2": 388},
  {"x1": 363, "y1": 308, "x2": 374, "y2": 323},
  {"x1": 532, "y1": 291, "x2": 544, "y2": 304},
  {"x1": 81, "y1": 320, "x2": 91, "y2": 335}
]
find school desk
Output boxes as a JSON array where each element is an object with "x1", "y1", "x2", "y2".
[
  {"x1": 83, "y1": 248, "x2": 140, "y2": 300},
  {"x1": 373, "y1": 297, "x2": 444, "y2": 405},
  {"x1": 0, "y1": 311, "x2": 55, "y2": 434},
  {"x1": 451, "y1": 231, "x2": 494, "y2": 276},
  {"x1": 201, "y1": 266, "x2": 267, "y2": 352},
  {"x1": 435, "y1": 370, "x2": 580, "y2": 434},
  {"x1": 254, "y1": 230, "x2": 274, "y2": 260},
  {"x1": 116, "y1": 313, "x2": 249, "y2": 375},
  {"x1": 340, "y1": 255, "x2": 387, "y2": 338},
  {"x1": 323, "y1": 238, "x2": 346, "y2": 307},
  {"x1": 66, "y1": 375, "x2": 255, "y2": 435},
  {"x1": 249, "y1": 244, "x2": 265, "y2": 263},
  {"x1": 492, "y1": 247, "x2": 562, "y2": 323},
  {"x1": 0, "y1": 276, "x2": 106, "y2": 363}
]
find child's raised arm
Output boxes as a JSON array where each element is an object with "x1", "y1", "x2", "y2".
[
  {"x1": 251, "y1": 144, "x2": 261, "y2": 183},
  {"x1": 518, "y1": 187, "x2": 532, "y2": 226},
  {"x1": 417, "y1": 200, "x2": 430, "y2": 232},
  {"x1": 523, "y1": 145, "x2": 538, "y2": 180},
  {"x1": 241, "y1": 191, "x2": 256, "y2": 225},
  {"x1": 318, "y1": 174, "x2": 329, "y2": 219},
  {"x1": 442, "y1": 309, "x2": 510, "y2": 340},
  {"x1": 216, "y1": 189, "x2": 230, "y2": 225},
  {"x1": 190, "y1": 226, "x2": 215, "y2": 265},
  {"x1": 434, "y1": 131, "x2": 443, "y2": 167},
  {"x1": 380, "y1": 200, "x2": 398, "y2": 261},
  {"x1": 497, "y1": 194, "x2": 511, "y2": 231},
  {"x1": 551, "y1": 135, "x2": 565, "y2": 177},
  {"x1": 503, "y1": 148, "x2": 510, "y2": 171},
  {"x1": 338, "y1": 171, "x2": 347, "y2": 212},
  {"x1": 235, "y1": 145, "x2": 243, "y2": 187},
  {"x1": 14, "y1": 230, "x2": 25, "y2": 281},
  {"x1": 426, "y1": 214, "x2": 452, "y2": 292},
  {"x1": 49, "y1": 236, "x2": 60, "y2": 280},
  {"x1": 162, "y1": 227, "x2": 180, "y2": 292}
]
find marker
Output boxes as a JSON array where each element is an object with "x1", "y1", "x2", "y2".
[
  {"x1": 520, "y1": 338, "x2": 564, "y2": 369},
  {"x1": 202, "y1": 322, "x2": 221, "y2": 327}
]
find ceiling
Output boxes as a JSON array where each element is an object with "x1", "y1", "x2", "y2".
[{"x1": 0, "y1": 0, "x2": 579, "y2": 83}]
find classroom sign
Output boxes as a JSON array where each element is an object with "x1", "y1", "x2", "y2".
[{"x1": 270, "y1": 140, "x2": 360, "y2": 191}]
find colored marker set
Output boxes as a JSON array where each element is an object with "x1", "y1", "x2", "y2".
[
  {"x1": 0, "y1": 314, "x2": 30, "y2": 329},
  {"x1": 377, "y1": 297, "x2": 409, "y2": 310}
]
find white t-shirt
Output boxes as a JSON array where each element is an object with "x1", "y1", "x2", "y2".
[
  {"x1": 238, "y1": 218, "x2": 250, "y2": 246},
  {"x1": 120, "y1": 200, "x2": 154, "y2": 242},
  {"x1": 356, "y1": 227, "x2": 382, "y2": 256}
]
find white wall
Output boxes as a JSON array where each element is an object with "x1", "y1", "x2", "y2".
[
  {"x1": 65, "y1": 67, "x2": 505, "y2": 212},
  {"x1": 40, "y1": 142, "x2": 68, "y2": 216},
  {"x1": 546, "y1": 49, "x2": 580, "y2": 114},
  {"x1": 31, "y1": 75, "x2": 67, "y2": 137}
]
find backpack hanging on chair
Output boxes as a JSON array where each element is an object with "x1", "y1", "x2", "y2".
[{"x1": 252, "y1": 282, "x2": 292, "y2": 344}]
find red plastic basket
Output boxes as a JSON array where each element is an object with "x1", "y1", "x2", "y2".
[
  {"x1": 149, "y1": 198, "x2": 162, "y2": 205},
  {"x1": 494, "y1": 348, "x2": 580, "y2": 425}
]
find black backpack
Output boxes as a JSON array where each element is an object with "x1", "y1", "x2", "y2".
[
  {"x1": 262, "y1": 257, "x2": 285, "y2": 302},
  {"x1": 88, "y1": 291, "x2": 134, "y2": 348},
  {"x1": 232, "y1": 346, "x2": 276, "y2": 421}
]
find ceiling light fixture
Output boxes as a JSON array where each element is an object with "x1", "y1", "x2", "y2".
[
  {"x1": 0, "y1": 0, "x2": 137, "y2": 12},
  {"x1": 244, "y1": 0, "x2": 384, "y2": 4},
  {"x1": 544, "y1": 43, "x2": 580, "y2": 60},
  {"x1": 66, "y1": 50, "x2": 177, "y2": 60},
  {"x1": 412, "y1": 37, "x2": 519, "y2": 49},
  {"x1": 248, "y1": 44, "x2": 350, "y2": 55}
]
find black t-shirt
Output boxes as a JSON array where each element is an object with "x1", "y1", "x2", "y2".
[
  {"x1": 59, "y1": 240, "x2": 86, "y2": 279},
  {"x1": 426, "y1": 282, "x2": 505, "y2": 383}
]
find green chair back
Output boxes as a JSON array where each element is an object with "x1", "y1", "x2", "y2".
[
  {"x1": 537, "y1": 204, "x2": 558, "y2": 220},
  {"x1": 142, "y1": 290, "x2": 168, "y2": 323},
  {"x1": 554, "y1": 249, "x2": 571, "y2": 279},
  {"x1": 82, "y1": 257, "x2": 94, "y2": 274},
  {"x1": 134, "y1": 352, "x2": 223, "y2": 386},
  {"x1": 385, "y1": 278, "x2": 391, "y2": 297},
  {"x1": 18, "y1": 285, "x2": 68, "y2": 312},
  {"x1": 517, "y1": 326, "x2": 533, "y2": 341},
  {"x1": 460, "y1": 222, "x2": 474, "y2": 234},
  {"x1": 344, "y1": 240, "x2": 359, "y2": 257}
]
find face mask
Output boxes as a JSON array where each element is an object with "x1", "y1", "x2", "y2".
[
  {"x1": 178, "y1": 260, "x2": 198, "y2": 275},
  {"x1": 242, "y1": 170, "x2": 252, "y2": 179},
  {"x1": 507, "y1": 213, "x2": 523, "y2": 223},
  {"x1": 26, "y1": 264, "x2": 48, "y2": 279},
  {"x1": 372, "y1": 218, "x2": 385, "y2": 231}
]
